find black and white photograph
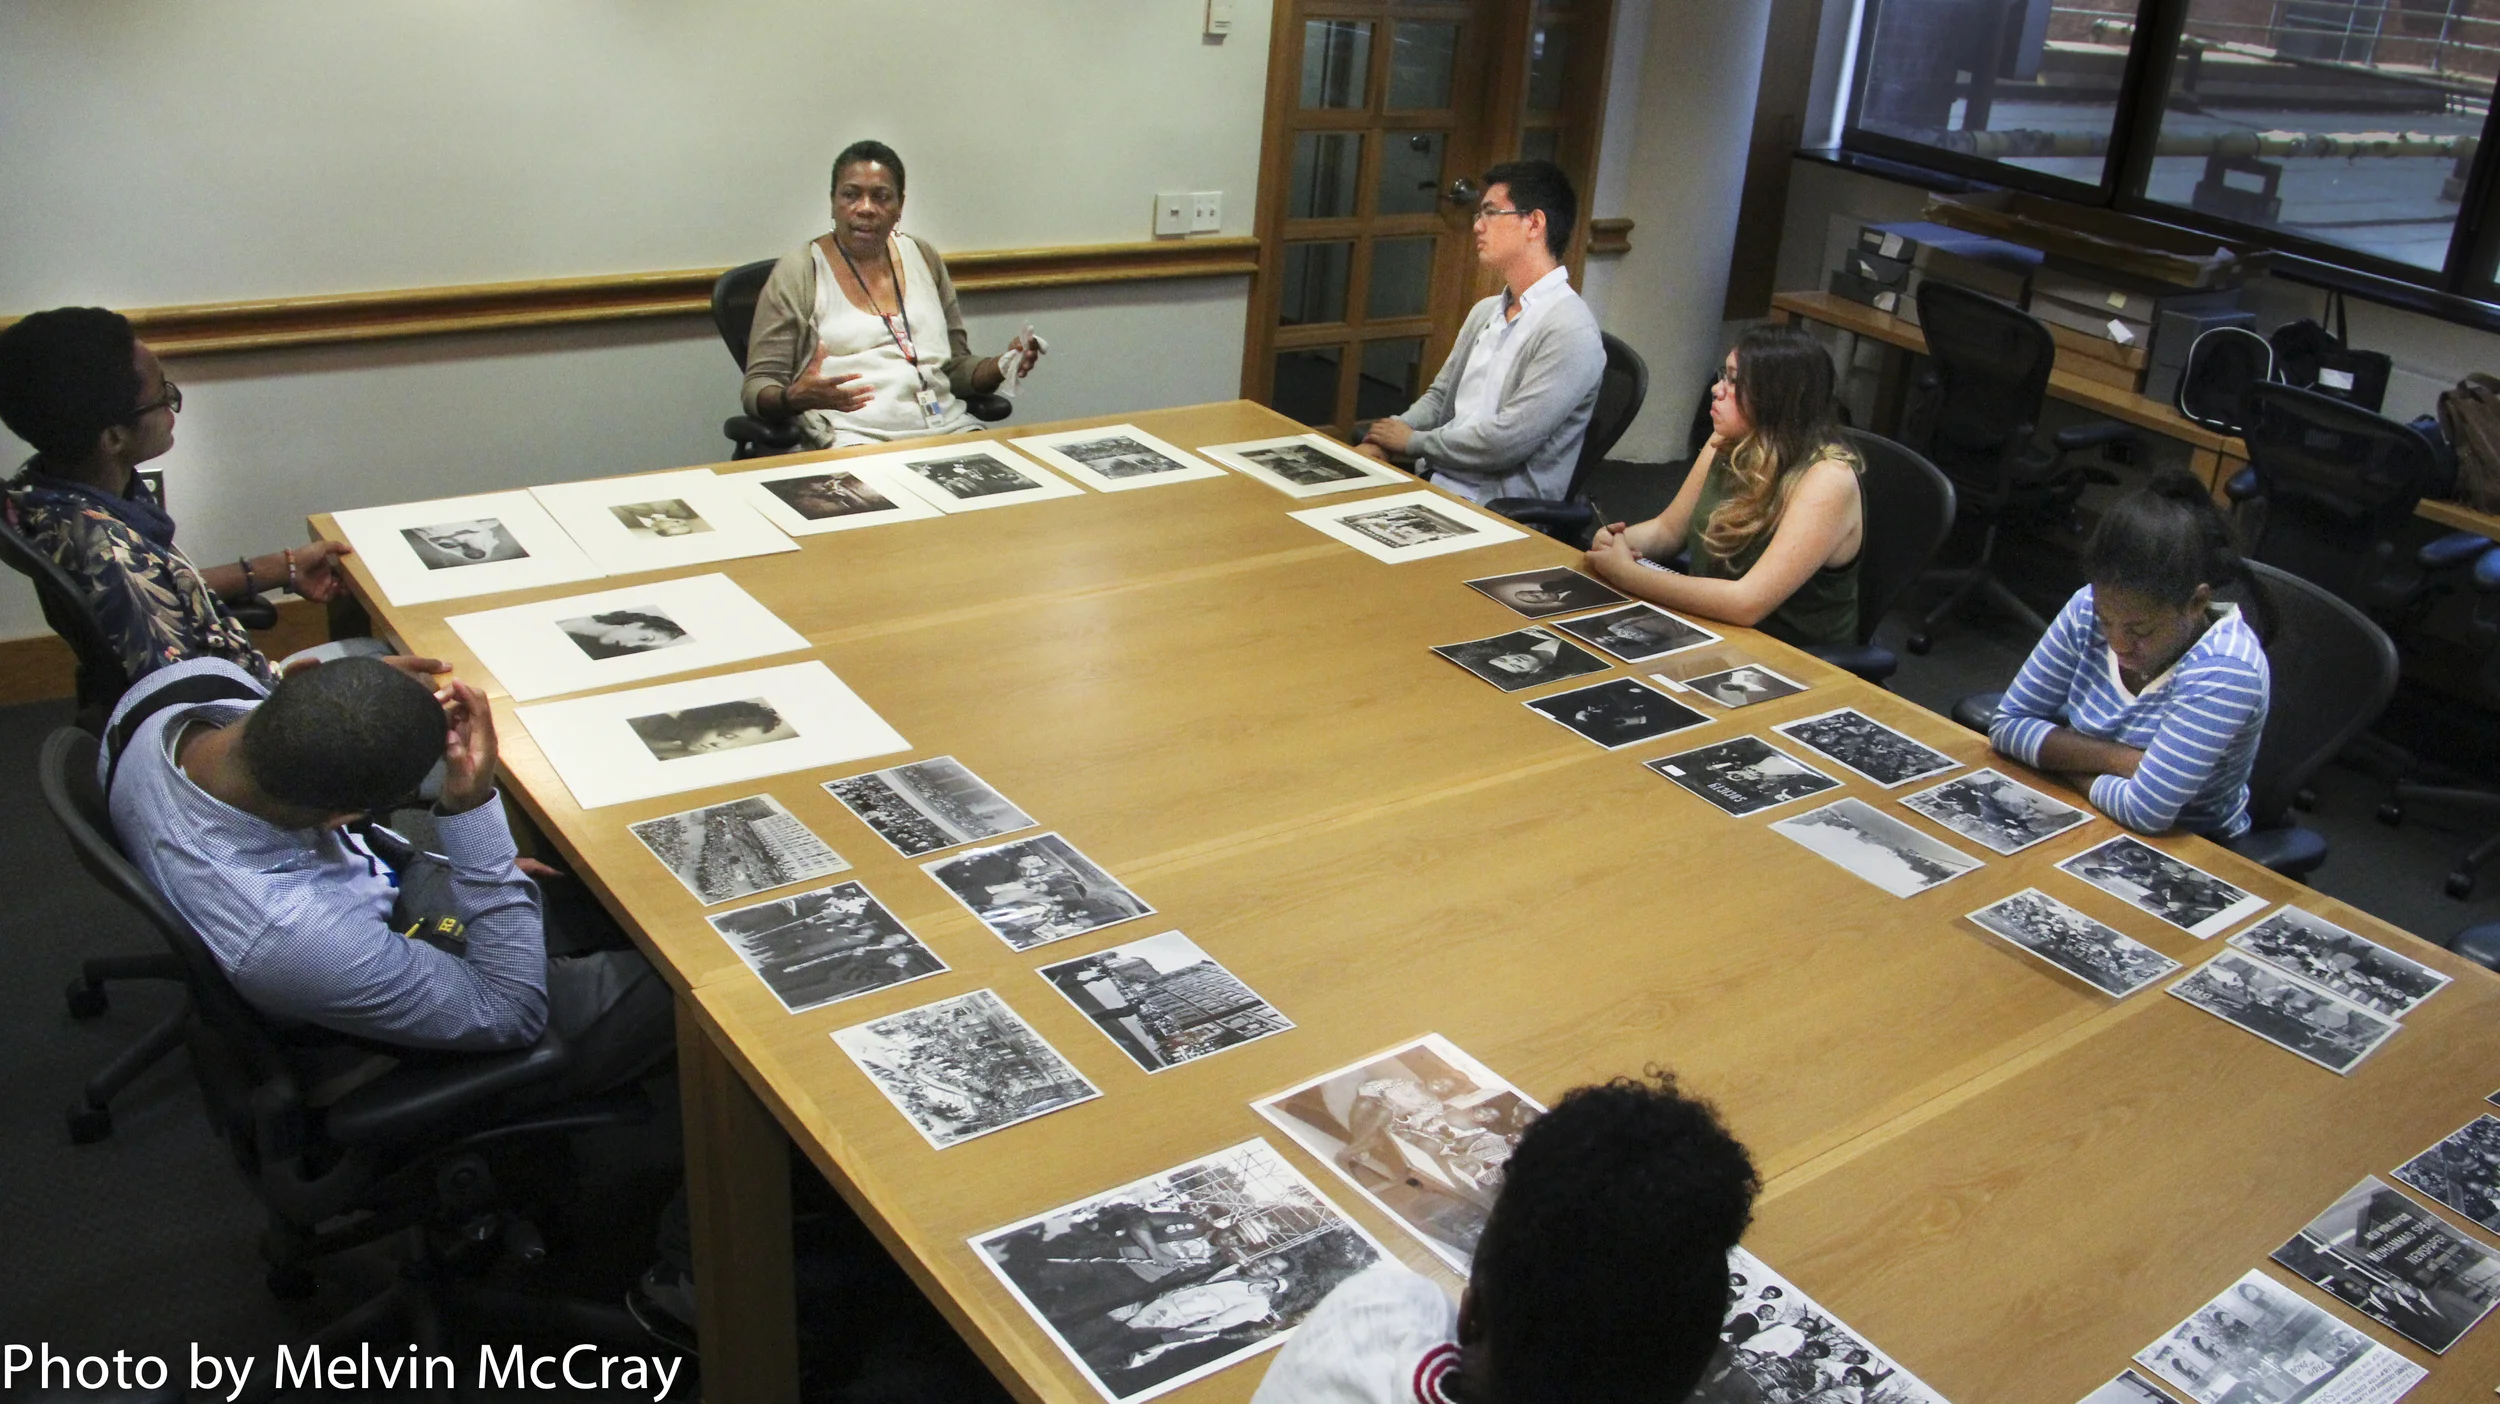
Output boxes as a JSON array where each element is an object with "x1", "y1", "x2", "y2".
[
  {"x1": 1968, "y1": 888, "x2": 2181, "y2": 997},
  {"x1": 1523, "y1": 676, "x2": 1709, "y2": 750},
  {"x1": 628, "y1": 793, "x2": 848, "y2": 906},
  {"x1": 1252, "y1": 1034, "x2": 1544, "y2": 1272},
  {"x1": 1037, "y1": 931, "x2": 1293, "y2": 1073},
  {"x1": 912, "y1": 453, "x2": 1040, "y2": 498},
  {"x1": 1902, "y1": 768, "x2": 2092, "y2": 855},
  {"x1": 1688, "y1": 1247, "x2": 1949, "y2": 1404},
  {"x1": 2057, "y1": 836, "x2": 2270, "y2": 939},
  {"x1": 1771, "y1": 798, "x2": 1984, "y2": 898},
  {"x1": 627, "y1": 696, "x2": 797, "y2": 762},
  {"x1": 2394, "y1": 1115, "x2": 2500, "y2": 1234},
  {"x1": 728, "y1": 457, "x2": 945, "y2": 536},
  {"x1": 1244, "y1": 442, "x2": 1372, "y2": 486},
  {"x1": 922, "y1": 832, "x2": 1155, "y2": 952},
  {"x1": 2078, "y1": 1372, "x2": 2179, "y2": 1404},
  {"x1": 886, "y1": 444, "x2": 1079, "y2": 513},
  {"x1": 1553, "y1": 603, "x2": 1722, "y2": 663},
  {"x1": 1287, "y1": 489, "x2": 1525, "y2": 562},
  {"x1": 1463, "y1": 566, "x2": 1627, "y2": 619},
  {"x1": 1648, "y1": 735, "x2": 1842, "y2": 817},
  {"x1": 2135, "y1": 1270, "x2": 2424, "y2": 1404},
  {"x1": 1431, "y1": 626, "x2": 1611, "y2": 693},
  {"x1": 764, "y1": 470, "x2": 905, "y2": 520},
  {"x1": 446, "y1": 573, "x2": 813, "y2": 702},
  {"x1": 825, "y1": 755, "x2": 1036, "y2": 856},
  {"x1": 2271, "y1": 1175, "x2": 2500, "y2": 1354},
  {"x1": 1057, "y1": 436, "x2": 1191, "y2": 479},
  {"x1": 532, "y1": 467, "x2": 800, "y2": 574},
  {"x1": 556, "y1": 604, "x2": 694, "y2": 661},
  {"x1": 607, "y1": 497, "x2": 714, "y2": 539},
  {"x1": 1345, "y1": 502, "x2": 1472, "y2": 550},
  {"x1": 832, "y1": 988, "x2": 1100, "y2": 1149},
  {"x1": 1682, "y1": 663, "x2": 1810, "y2": 710},
  {"x1": 969, "y1": 1139, "x2": 1388, "y2": 1403},
  {"x1": 708, "y1": 881, "x2": 946, "y2": 1015},
  {"x1": 402, "y1": 517, "x2": 528, "y2": 569},
  {"x1": 1202, "y1": 432, "x2": 1405, "y2": 498},
  {"x1": 2227, "y1": 906, "x2": 2452, "y2": 1018},
  {"x1": 1013, "y1": 425, "x2": 1227, "y2": 493},
  {"x1": 1771, "y1": 708, "x2": 1961, "y2": 789},
  {"x1": 2168, "y1": 951, "x2": 2400, "y2": 1075}
]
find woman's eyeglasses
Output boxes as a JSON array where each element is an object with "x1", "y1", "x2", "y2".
[{"x1": 132, "y1": 379, "x2": 182, "y2": 418}]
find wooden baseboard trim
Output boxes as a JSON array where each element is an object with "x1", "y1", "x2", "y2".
[{"x1": 0, "y1": 597, "x2": 333, "y2": 706}]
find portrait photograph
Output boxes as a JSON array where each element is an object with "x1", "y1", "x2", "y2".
[
  {"x1": 557, "y1": 604, "x2": 694, "y2": 661},
  {"x1": 1464, "y1": 566, "x2": 1627, "y2": 619},
  {"x1": 1432, "y1": 626, "x2": 1611, "y2": 693},
  {"x1": 1682, "y1": 663, "x2": 1809, "y2": 710},
  {"x1": 1647, "y1": 735, "x2": 1840, "y2": 818},
  {"x1": 401, "y1": 517, "x2": 528, "y2": 569},
  {"x1": 833, "y1": 989, "x2": 1099, "y2": 1150},
  {"x1": 533, "y1": 467, "x2": 800, "y2": 573},
  {"x1": 446, "y1": 572, "x2": 810, "y2": 702},
  {"x1": 627, "y1": 696, "x2": 796, "y2": 763},
  {"x1": 1523, "y1": 676, "x2": 1709, "y2": 750},
  {"x1": 336, "y1": 489, "x2": 606, "y2": 607},
  {"x1": 707, "y1": 880, "x2": 945, "y2": 1015},
  {"x1": 1967, "y1": 888, "x2": 2180, "y2": 997},
  {"x1": 2169, "y1": 951, "x2": 2398, "y2": 1075},
  {"x1": 608, "y1": 497, "x2": 715, "y2": 539},
  {"x1": 923, "y1": 832, "x2": 1154, "y2": 952},
  {"x1": 629, "y1": 792, "x2": 848, "y2": 907},
  {"x1": 1037, "y1": 930, "x2": 1292, "y2": 1074},
  {"x1": 1552, "y1": 603, "x2": 1721, "y2": 663},
  {"x1": 1770, "y1": 797, "x2": 1984, "y2": 898}
]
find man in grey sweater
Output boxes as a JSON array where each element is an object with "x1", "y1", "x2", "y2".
[{"x1": 1359, "y1": 159, "x2": 1606, "y2": 504}]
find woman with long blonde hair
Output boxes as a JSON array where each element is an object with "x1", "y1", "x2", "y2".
[{"x1": 1584, "y1": 325, "x2": 1863, "y2": 649}]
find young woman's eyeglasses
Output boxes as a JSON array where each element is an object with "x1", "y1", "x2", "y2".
[{"x1": 132, "y1": 380, "x2": 182, "y2": 418}]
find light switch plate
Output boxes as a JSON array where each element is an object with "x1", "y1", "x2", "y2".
[
  {"x1": 1153, "y1": 191, "x2": 1189, "y2": 237},
  {"x1": 1190, "y1": 191, "x2": 1221, "y2": 233},
  {"x1": 1205, "y1": 0, "x2": 1233, "y2": 35}
]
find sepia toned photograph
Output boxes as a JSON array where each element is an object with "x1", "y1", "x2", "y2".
[
  {"x1": 628, "y1": 792, "x2": 848, "y2": 906},
  {"x1": 626, "y1": 697, "x2": 797, "y2": 762},
  {"x1": 1252, "y1": 1034, "x2": 1544, "y2": 1272},
  {"x1": 1523, "y1": 677, "x2": 1709, "y2": 750},
  {"x1": 1464, "y1": 566, "x2": 1627, "y2": 619},
  {"x1": 909, "y1": 452, "x2": 1043, "y2": 499},
  {"x1": 970, "y1": 1139, "x2": 1387, "y2": 1404},
  {"x1": 1432, "y1": 626, "x2": 1611, "y2": 693},
  {"x1": 923, "y1": 832, "x2": 1155, "y2": 952},
  {"x1": 2058, "y1": 836, "x2": 2269, "y2": 939},
  {"x1": 402, "y1": 517, "x2": 529, "y2": 569},
  {"x1": 1648, "y1": 735, "x2": 1841, "y2": 817},
  {"x1": 608, "y1": 497, "x2": 714, "y2": 539},
  {"x1": 763, "y1": 470, "x2": 903, "y2": 520},
  {"x1": 708, "y1": 880, "x2": 946, "y2": 1015},
  {"x1": 2169, "y1": 951, "x2": 2399, "y2": 1075},
  {"x1": 832, "y1": 988, "x2": 1100, "y2": 1149},
  {"x1": 1682, "y1": 663, "x2": 1809, "y2": 710},
  {"x1": 1902, "y1": 768, "x2": 2091, "y2": 855},
  {"x1": 1968, "y1": 888, "x2": 2180, "y2": 997},
  {"x1": 2271, "y1": 1175, "x2": 2500, "y2": 1354},
  {"x1": 826, "y1": 755, "x2": 1037, "y2": 857},
  {"x1": 1553, "y1": 603, "x2": 1721, "y2": 662},
  {"x1": 2227, "y1": 906, "x2": 2451, "y2": 1018},
  {"x1": 1772, "y1": 708, "x2": 1960, "y2": 788},
  {"x1": 556, "y1": 605, "x2": 695, "y2": 662},
  {"x1": 2135, "y1": 1270, "x2": 2422, "y2": 1404},
  {"x1": 1771, "y1": 798, "x2": 1984, "y2": 898},
  {"x1": 1690, "y1": 1247, "x2": 1950, "y2": 1404},
  {"x1": 1037, "y1": 931, "x2": 1293, "y2": 1073},
  {"x1": 2395, "y1": 1115, "x2": 2500, "y2": 1234}
]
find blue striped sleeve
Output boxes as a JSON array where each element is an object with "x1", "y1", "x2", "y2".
[
  {"x1": 1991, "y1": 587, "x2": 2094, "y2": 766},
  {"x1": 2086, "y1": 656, "x2": 2266, "y2": 835}
]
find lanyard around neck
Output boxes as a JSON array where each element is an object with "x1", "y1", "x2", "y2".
[{"x1": 831, "y1": 234, "x2": 918, "y2": 368}]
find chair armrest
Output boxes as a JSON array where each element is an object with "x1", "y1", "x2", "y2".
[
  {"x1": 230, "y1": 595, "x2": 280, "y2": 631},
  {"x1": 2420, "y1": 531, "x2": 2495, "y2": 570},
  {"x1": 2221, "y1": 823, "x2": 2329, "y2": 881},
  {"x1": 323, "y1": 1026, "x2": 573, "y2": 1146},
  {"x1": 1484, "y1": 497, "x2": 1599, "y2": 549},
  {"x1": 2449, "y1": 921, "x2": 2500, "y2": 971},
  {"x1": 964, "y1": 394, "x2": 1012, "y2": 424},
  {"x1": 2052, "y1": 420, "x2": 2143, "y2": 454},
  {"x1": 2224, "y1": 467, "x2": 2260, "y2": 502},
  {"x1": 1949, "y1": 690, "x2": 2004, "y2": 733},
  {"x1": 723, "y1": 415, "x2": 805, "y2": 451},
  {"x1": 2475, "y1": 543, "x2": 2500, "y2": 592},
  {"x1": 1807, "y1": 643, "x2": 1898, "y2": 685}
]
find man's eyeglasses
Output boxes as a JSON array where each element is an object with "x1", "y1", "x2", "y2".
[
  {"x1": 1473, "y1": 206, "x2": 1531, "y2": 225},
  {"x1": 133, "y1": 379, "x2": 182, "y2": 418}
]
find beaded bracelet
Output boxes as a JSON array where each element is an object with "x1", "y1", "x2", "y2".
[{"x1": 285, "y1": 547, "x2": 298, "y2": 594}]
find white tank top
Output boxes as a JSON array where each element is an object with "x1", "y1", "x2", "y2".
[{"x1": 803, "y1": 236, "x2": 972, "y2": 446}]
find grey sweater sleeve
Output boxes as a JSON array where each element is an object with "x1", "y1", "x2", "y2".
[
  {"x1": 1408, "y1": 299, "x2": 1606, "y2": 480},
  {"x1": 740, "y1": 244, "x2": 819, "y2": 417},
  {"x1": 1400, "y1": 297, "x2": 1495, "y2": 434}
]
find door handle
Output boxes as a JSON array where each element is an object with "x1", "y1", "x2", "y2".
[{"x1": 1445, "y1": 176, "x2": 1479, "y2": 207}]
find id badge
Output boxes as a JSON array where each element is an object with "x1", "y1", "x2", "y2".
[{"x1": 913, "y1": 384, "x2": 944, "y2": 425}]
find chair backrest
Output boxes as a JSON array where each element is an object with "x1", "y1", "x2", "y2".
[
  {"x1": 1839, "y1": 429, "x2": 1959, "y2": 647},
  {"x1": 2218, "y1": 562, "x2": 2398, "y2": 828},
  {"x1": 0, "y1": 502, "x2": 130, "y2": 725},
  {"x1": 2239, "y1": 383, "x2": 2437, "y2": 602},
  {"x1": 1907, "y1": 281, "x2": 2056, "y2": 505},
  {"x1": 1569, "y1": 332, "x2": 1651, "y2": 493},
  {"x1": 709, "y1": 258, "x2": 782, "y2": 373}
]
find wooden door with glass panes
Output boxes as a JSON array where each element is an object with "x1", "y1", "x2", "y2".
[{"x1": 1244, "y1": 0, "x2": 1615, "y2": 440}]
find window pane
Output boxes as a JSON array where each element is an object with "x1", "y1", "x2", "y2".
[
  {"x1": 1301, "y1": 20, "x2": 1372, "y2": 109},
  {"x1": 1273, "y1": 346, "x2": 1344, "y2": 426},
  {"x1": 1388, "y1": 22, "x2": 1459, "y2": 109},
  {"x1": 1378, "y1": 130, "x2": 1448, "y2": 214},
  {"x1": 1521, "y1": 127, "x2": 1561, "y2": 164},
  {"x1": 1527, "y1": 25, "x2": 1571, "y2": 113},
  {"x1": 1358, "y1": 339, "x2": 1425, "y2": 420},
  {"x1": 1280, "y1": 241, "x2": 1352, "y2": 325},
  {"x1": 1852, "y1": 0, "x2": 2130, "y2": 187},
  {"x1": 1289, "y1": 133, "x2": 1364, "y2": 220},
  {"x1": 2136, "y1": 0, "x2": 2493, "y2": 271},
  {"x1": 1367, "y1": 238, "x2": 1437, "y2": 319}
]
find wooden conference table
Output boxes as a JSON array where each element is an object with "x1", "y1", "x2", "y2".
[{"x1": 314, "y1": 401, "x2": 2498, "y2": 1403}]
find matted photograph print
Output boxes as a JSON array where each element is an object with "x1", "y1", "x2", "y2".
[
  {"x1": 629, "y1": 793, "x2": 848, "y2": 907},
  {"x1": 1691, "y1": 1247, "x2": 1950, "y2": 1404},
  {"x1": 1523, "y1": 677, "x2": 1709, "y2": 750},
  {"x1": 1552, "y1": 603, "x2": 1722, "y2": 663},
  {"x1": 2271, "y1": 1175, "x2": 2500, "y2": 1354},
  {"x1": 2168, "y1": 951, "x2": 2399, "y2": 1075},
  {"x1": 1682, "y1": 663, "x2": 1810, "y2": 710},
  {"x1": 531, "y1": 467, "x2": 797, "y2": 574},
  {"x1": 1969, "y1": 888, "x2": 2181, "y2": 997},
  {"x1": 2394, "y1": 1115, "x2": 2500, "y2": 1234},
  {"x1": 330, "y1": 490, "x2": 605, "y2": 606},
  {"x1": 725, "y1": 456, "x2": 944, "y2": 537},
  {"x1": 825, "y1": 755, "x2": 1035, "y2": 857},
  {"x1": 886, "y1": 442, "x2": 1079, "y2": 513},
  {"x1": 1648, "y1": 735, "x2": 1841, "y2": 817},
  {"x1": 1011, "y1": 425, "x2": 1227, "y2": 493},
  {"x1": 1199, "y1": 432, "x2": 1407, "y2": 498},
  {"x1": 1464, "y1": 565, "x2": 1627, "y2": 619},
  {"x1": 2134, "y1": 1270, "x2": 2424, "y2": 1404},
  {"x1": 1037, "y1": 931, "x2": 1292, "y2": 1073},
  {"x1": 1771, "y1": 797, "x2": 1983, "y2": 897},
  {"x1": 2057, "y1": 836, "x2": 2268, "y2": 939},
  {"x1": 922, "y1": 832, "x2": 1154, "y2": 952},
  {"x1": 1288, "y1": 489, "x2": 1527, "y2": 563},
  {"x1": 832, "y1": 988, "x2": 1100, "y2": 1149},
  {"x1": 1432, "y1": 626, "x2": 1610, "y2": 693},
  {"x1": 1902, "y1": 767, "x2": 2091, "y2": 856},
  {"x1": 446, "y1": 572, "x2": 811, "y2": 701},
  {"x1": 1772, "y1": 708, "x2": 1961, "y2": 788},
  {"x1": 2079, "y1": 1372, "x2": 2180, "y2": 1404},
  {"x1": 2227, "y1": 906, "x2": 2451, "y2": 1018},
  {"x1": 969, "y1": 1139, "x2": 1388, "y2": 1404},
  {"x1": 1252, "y1": 1033, "x2": 1544, "y2": 1272},
  {"x1": 708, "y1": 881, "x2": 946, "y2": 1015}
]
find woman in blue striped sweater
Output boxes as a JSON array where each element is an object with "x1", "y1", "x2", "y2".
[{"x1": 1990, "y1": 472, "x2": 2273, "y2": 838}]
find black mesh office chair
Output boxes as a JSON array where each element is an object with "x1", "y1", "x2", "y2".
[
  {"x1": 1903, "y1": 281, "x2": 2134, "y2": 654},
  {"x1": 0, "y1": 503, "x2": 136, "y2": 733},
  {"x1": 1808, "y1": 429, "x2": 1957, "y2": 686},
  {"x1": 1485, "y1": 332, "x2": 1652, "y2": 547},
  {"x1": 2377, "y1": 534, "x2": 2500, "y2": 898},
  {"x1": 711, "y1": 257, "x2": 1011, "y2": 461},
  {"x1": 2222, "y1": 383, "x2": 2439, "y2": 611}
]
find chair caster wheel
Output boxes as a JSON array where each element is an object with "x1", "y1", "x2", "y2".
[
  {"x1": 2445, "y1": 870, "x2": 2478, "y2": 900},
  {"x1": 66, "y1": 1104, "x2": 112, "y2": 1144},
  {"x1": 1906, "y1": 634, "x2": 1933, "y2": 656},
  {"x1": 266, "y1": 1265, "x2": 317, "y2": 1301},
  {"x1": 2376, "y1": 804, "x2": 2403, "y2": 827},
  {"x1": 65, "y1": 979, "x2": 107, "y2": 1019}
]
